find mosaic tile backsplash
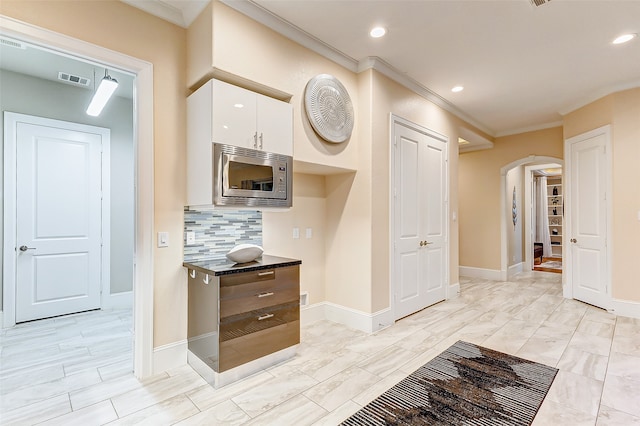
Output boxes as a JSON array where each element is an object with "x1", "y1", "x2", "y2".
[{"x1": 184, "y1": 208, "x2": 262, "y2": 262}]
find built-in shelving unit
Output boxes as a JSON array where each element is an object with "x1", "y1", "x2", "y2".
[{"x1": 547, "y1": 177, "x2": 562, "y2": 258}]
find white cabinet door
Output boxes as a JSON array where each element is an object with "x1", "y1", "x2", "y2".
[
  {"x1": 211, "y1": 79, "x2": 257, "y2": 149},
  {"x1": 210, "y1": 79, "x2": 292, "y2": 155},
  {"x1": 257, "y1": 94, "x2": 293, "y2": 156}
]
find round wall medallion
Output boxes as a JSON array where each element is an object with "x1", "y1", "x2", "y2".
[{"x1": 304, "y1": 74, "x2": 354, "y2": 143}]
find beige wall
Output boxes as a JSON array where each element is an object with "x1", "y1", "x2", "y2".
[
  {"x1": 506, "y1": 166, "x2": 524, "y2": 266},
  {"x1": 262, "y1": 173, "x2": 327, "y2": 305},
  {"x1": 459, "y1": 127, "x2": 564, "y2": 271},
  {"x1": 564, "y1": 88, "x2": 640, "y2": 302},
  {"x1": 370, "y1": 72, "x2": 470, "y2": 310},
  {"x1": 1, "y1": 1, "x2": 188, "y2": 347}
]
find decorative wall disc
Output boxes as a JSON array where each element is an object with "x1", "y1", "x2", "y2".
[{"x1": 304, "y1": 74, "x2": 354, "y2": 143}]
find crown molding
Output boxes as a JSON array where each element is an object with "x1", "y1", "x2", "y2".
[
  {"x1": 358, "y1": 57, "x2": 493, "y2": 136},
  {"x1": 495, "y1": 121, "x2": 563, "y2": 138},
  {"x1": 121, "y1": 0, "x2": 209, "y2": 28},
  {"x1": 221, "y1": 0, "x2": 494, "y2": 136},
  {"x1": 220, "y1": 0, "x2": 359, "y2": 72},
  {"x1": 557, "y1": 79, "x2": 640, "y2": 116}
]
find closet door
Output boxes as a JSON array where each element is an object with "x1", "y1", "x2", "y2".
[{"x1": 392, "y1": 120, "x2": 447, "y2": 320}]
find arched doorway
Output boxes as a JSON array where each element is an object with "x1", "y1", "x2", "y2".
[{"x1": 500, "y1": 156, "x2": 563, "y2": 280}]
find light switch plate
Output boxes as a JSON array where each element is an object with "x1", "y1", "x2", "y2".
[
  {"x1": 157, "y1": 232, "x2": 169, "y2": 248},
  {"x1": 293, "y1": 227, "x2": 300, "y2": 239}
]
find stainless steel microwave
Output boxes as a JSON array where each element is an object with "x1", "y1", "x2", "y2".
[{"x1": 213, "y1": 143, "x2": 293, "y2": 208}]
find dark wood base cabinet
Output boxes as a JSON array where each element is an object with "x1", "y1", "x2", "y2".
[{"x1": 186, "y1": 262, "x2": 300, "y2": 386}]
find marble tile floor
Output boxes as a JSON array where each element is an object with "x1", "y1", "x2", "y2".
[{"x1": 1, "y1": 272, "x2": 640, "y2": 425}]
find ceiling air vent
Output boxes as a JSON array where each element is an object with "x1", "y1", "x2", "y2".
[
  {"x1": 530, "y1": 0, "x2": 551, "y2": 6},
  {"x1": 0, "y1": 37, "x2": 27, "y2": 49},
  {"x1": 58, "y1": 72, "x2": 91, "y2": 87}
]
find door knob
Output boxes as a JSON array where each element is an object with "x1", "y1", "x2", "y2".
[
  {"x1": 419, "y1": 241, "x2": 424, "y2": 247},
  {"x1": 19, "y1": 245, "x2": 36, "y2": 252},
  {"x1": 570, "y1": 238, "x2": 577, "y2": 243}
]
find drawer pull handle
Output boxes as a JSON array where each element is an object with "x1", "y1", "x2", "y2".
[
  {"x1": 258, "y1": 313, "x2": 274, "y2": 321},
  {"x1": 257, "y1": 292, "x2": 274, "y2": 298},
  {"x1": 257, "y1": 271, "x2": 275, "y2": 277}
]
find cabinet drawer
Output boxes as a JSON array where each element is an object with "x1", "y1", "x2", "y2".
[
  {"x1": 220, "y1": 282, "x2": 298, "y2": 318},
  {"x1": 220, "y1": 302, "x2": 299, "y2": 342},
  {"x1": 220, "y1": 265, "x2": 298, "y2": 290},
  {"x1": 220, "y1": 266, "x2": 299, "y2": 318},
  {"x1": 219, "y1": 320, "x2": 300, "y2": 372}
]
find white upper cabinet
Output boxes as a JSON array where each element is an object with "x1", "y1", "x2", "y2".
[
  {"x1": 209, "y1": 79, "x2": 293, "y2": 156},
  {"x1": 257, "y1": 95, "x2": 293, "y2": 156}
]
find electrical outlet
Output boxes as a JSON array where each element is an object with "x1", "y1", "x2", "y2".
[
  {"x1": 185, "y1": 231, "x2": 195, "y2": 245},
  {"x1": 305, "y1": 228, "x2": 312, "y2": 239}
]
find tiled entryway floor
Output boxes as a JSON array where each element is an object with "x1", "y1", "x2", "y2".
[{"x1": 2, "y1": 272, "x2": 639, "y2": 425}]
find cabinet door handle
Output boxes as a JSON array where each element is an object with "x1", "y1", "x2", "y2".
[
  {"x1": 257, "y1": 292, "x2": 274, "y2": 298},
  {"x1": 257, "y1": 271, "x2": 274, "y2": 277},
  {"x1": 253, "y1": 132, "x2": 258, "y2": 149},
  {"x1": 258, "y1": 313, "x2": 274, "y2": 321}
]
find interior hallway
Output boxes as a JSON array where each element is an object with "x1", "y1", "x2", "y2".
[{"x1": 1, "y1": 272, "x2": 639, "y2": 425}]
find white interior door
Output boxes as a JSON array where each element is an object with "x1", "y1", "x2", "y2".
[
  {"x1": 566, "y1": 127, "x2": 609, "y2": 308},
  {"x1": 393, "y1": 120, "x2": 447, "y2": 320},
  {"x1": 15, "y1": 118, "x2": 104, "y2": 322}
]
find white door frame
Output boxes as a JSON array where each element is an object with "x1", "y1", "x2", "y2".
[
  {"x1": 500, "y1": 156, "x2": 563, "y2": 280},
  {"x1": 0, "y1": 16, "x2": 155, "y2": 379},
  {"x1": 4, "y1": 113, "x2": 111, "y2": 324},
  {"x1": 563, "y1": 125, "x2": 612, "y2": 304},
  {"x1": 523, "y1": 162, "x2": 562, "y2": 271},
  {"x1": 389, "y1": 114, "x2": 450, "y2": 321}
]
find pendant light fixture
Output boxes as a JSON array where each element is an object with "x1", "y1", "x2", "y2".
[{"x1": 86, "y1": 69, "x2": 118, "y2": 116}]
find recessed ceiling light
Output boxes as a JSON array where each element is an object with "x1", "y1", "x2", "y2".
[
  {"x1": 451, "y1": 86, "x2": 464, "y2": 93},
  {"x1": 370, "y1": 27, "x2": 386, "y2": 38},
  {"x1": 613, "y1": 33, "x2": 637, "y2": 44}
]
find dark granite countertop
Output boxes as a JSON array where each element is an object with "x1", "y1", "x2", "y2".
[{"x1": 183, "y1": 255, "x2": 301, "y2": 276}]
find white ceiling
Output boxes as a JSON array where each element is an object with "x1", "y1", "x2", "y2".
[
  {"x1": 2, "y1": 0, "x2": 638, "y2": 138},
  {"x1": 221, "y1": 0, "x2": 640, "y2": 137}
]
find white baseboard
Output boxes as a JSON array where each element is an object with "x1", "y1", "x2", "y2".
[
  {"x1": 153, "y1": 339, "x2": 187, "y2": 374},
  {"x1": 448, "y1": 283, "x2": 460, "y2": 299},
  {"x1": 300, "y1": 302, "x2": 326, "y2": 327},
  {"x1": 102, "y1": 291, "x2": 133, "y2": 310},
  {"x1": 300, "y1": 302, "x2": 393, "y2": 333},
  {"x1": 459, "y1": 266, "x2": 503, "y2": 281},
  {"x1": 609, "y1": 298, "x2": 640, "y2": 319},
  {"x1": 507, "y1": 262, "x2": 524, "y2": 279}
]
